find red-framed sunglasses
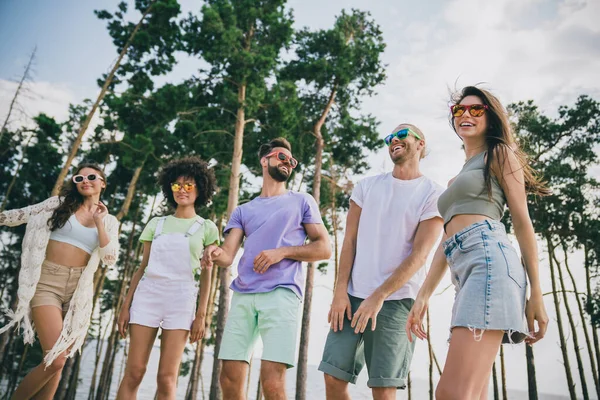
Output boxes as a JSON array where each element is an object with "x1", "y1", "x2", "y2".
[
  {"x1": 265, "y1": 151, "x2": 298, "y2": 169},
  {"x1": 450, "y1": 104, "x2": 488, "y2": 118}
]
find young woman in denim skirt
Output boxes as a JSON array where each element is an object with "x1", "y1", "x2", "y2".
[
  {"x1": 116, "y1": 157, "x2": 218, "y2": 399},
  {"x1": 406, "y1": 86, "x2": 550, "y2": 399}
]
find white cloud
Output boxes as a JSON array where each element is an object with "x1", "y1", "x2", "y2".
[{"x1": 0, "y1": 79, "x2": 76, "y2": 130}]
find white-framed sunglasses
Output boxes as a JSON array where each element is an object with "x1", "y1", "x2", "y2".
[{"x1": 72, "y1": 174, "x2": 104, "y2": 184}]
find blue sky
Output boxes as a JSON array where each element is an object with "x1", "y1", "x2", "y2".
[{"x1": 2, "y1": 0, "x2": 600, "y2": 397}]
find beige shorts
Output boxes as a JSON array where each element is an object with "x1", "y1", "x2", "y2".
[{"x1": 30, "y1": 260, "x2": 84, "y2": 314}]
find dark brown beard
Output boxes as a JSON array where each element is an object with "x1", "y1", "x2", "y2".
[{"x1": 268, "y1": 164, "x2": 290, "y2": 182}]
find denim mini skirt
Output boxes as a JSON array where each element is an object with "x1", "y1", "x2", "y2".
[{"x1": 443, "y1": 220, "x2": 529, "y2": 344}]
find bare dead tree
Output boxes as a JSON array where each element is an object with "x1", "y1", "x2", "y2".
[{"x1": 1, "y1": 47, "x2": 36, "y2": 144}]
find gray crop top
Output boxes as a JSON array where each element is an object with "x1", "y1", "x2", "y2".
[
  {"x1": 437, "y1": 151, "x2": 506, "y2": 226},
  {"x1": 49, "y1": 214, "x2": 99, "y2": 254}
]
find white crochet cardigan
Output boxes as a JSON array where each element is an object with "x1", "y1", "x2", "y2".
[{"x1": 0, "y1": 196, "x2": 120, "y2": 366}]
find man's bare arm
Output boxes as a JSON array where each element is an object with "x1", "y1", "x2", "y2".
[
  {"x1": 329, "y1": 200, "x2": 362, "y2": 331},
  {"x1": 253, "y1": 223, "x2": 331, "y2": 273},
  {"x1": 351, "y1": 217, "x2": 443, "y2": 333},
  {"x1": 372, "y1": 217, "x2": 443, "y2": 300},
  {"x1": 202, "y1": 228, "x2": 244, "y2": 268}
]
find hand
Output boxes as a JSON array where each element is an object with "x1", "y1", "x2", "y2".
[
  {"x1": 350, "y1": 294, "x2": 384, "y2": 334},
  {"x1": 253, "y1": 248, "x2": 285, "y2": 274},
  {"x1": 405, "y1": 296, "x2": 428, "y2": 342},
  {"x1": 117, "y1": 308, "x2": 130, "y2": 338},
  {"x1": 328, "y1": 291, "x2": 352, "y2": 332},
  {"x1": 190, "y1": 316, "x2": 206, "y2": 343},
  {"x1": 201, "y1": 244, "x2": 223, "y2": 269},
  {"x1": 93, "y1": 201, "x2": 108, "y2": 225},
  {"x1": 525, "y1": 294, "x2": 549, "y2": 345}
]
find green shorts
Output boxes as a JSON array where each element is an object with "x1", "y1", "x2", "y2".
[
  {"x1": 318, "y1": 295, "x2": 415, "y2": 388},
  {"x1": 218, "y1": 288, "x2": 301, "y2": 368}
]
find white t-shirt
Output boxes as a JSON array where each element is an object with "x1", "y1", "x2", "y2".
[{"x1": 347, "y1": 173, "x2": 444, "y2": 301}]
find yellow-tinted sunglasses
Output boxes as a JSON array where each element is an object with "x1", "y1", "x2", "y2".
[{"x1": 171, "y1": 182, "x2": 196, "y2": 193}]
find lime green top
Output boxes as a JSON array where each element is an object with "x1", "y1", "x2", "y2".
[{"x1": 140, "y1": 215, "x2": 219, "y2": 279}]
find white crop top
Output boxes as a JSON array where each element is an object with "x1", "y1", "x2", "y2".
[{"x1": 49, "y1": 214, "x2": 99, "y2": 254}]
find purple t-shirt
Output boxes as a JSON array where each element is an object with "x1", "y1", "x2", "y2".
[{"x1": 224, "y1": 191, "x2": 323, "y2": 298}]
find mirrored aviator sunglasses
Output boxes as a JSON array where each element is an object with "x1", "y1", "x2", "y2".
[{"x1": 72, "y1": 174, "x2": 103, "y2": 183}]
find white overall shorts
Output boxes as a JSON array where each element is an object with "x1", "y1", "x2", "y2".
[{"x1": 129, "y1": 216, "x2": 204, "y2": 330}]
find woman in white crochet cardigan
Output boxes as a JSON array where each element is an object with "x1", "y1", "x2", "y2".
[{"x1": 0, "y1": 162, "x2": 119, "y2": 399}]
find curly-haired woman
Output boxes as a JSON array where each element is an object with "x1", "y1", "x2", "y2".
[
  {"x1": 0, "y1": 162, "x2": 120, "y2": 399},
  {"x1": 406, "y1": 86, "x2": 550, "y2": 399},
  {"x1": 116, "y1": 156, "x2": 219, "y2": 399}
]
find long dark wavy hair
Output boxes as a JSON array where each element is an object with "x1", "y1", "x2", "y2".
[
  {"x1": 450, "y1": 86, "x2": 550, "y2": 197},
  {"x1": 48, "y1": 162, "x2": 106, "y2": 231}
]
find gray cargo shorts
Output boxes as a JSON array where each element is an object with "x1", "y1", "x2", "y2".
[{"x1": 318, "y1": 295, "x2": 415, "y2": 388}]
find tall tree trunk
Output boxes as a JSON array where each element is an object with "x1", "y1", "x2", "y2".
[
  {"x1": 492, "y1": 362, "x2": 500, "y2": 400},
  {"x1": 560, "y1": 240, "x2": 599, "y2": 397},
  {"x1": 585, "y1": 245, "x2": 600, "y2": 388},
  {"x1": 67, "y1": 354, "x2": 82, "y2": 400},
  {"x1": 256, "y1": 380, "x2": 263, "y2": 400},
  {"x1": 0, "y1": 47, "x2": 36, "y2": 144},
  {"x1": 554, "y1": 244, "x2": 590, "y2": 400},
  {"x1": 0, "y1": 292, "x2": 19, "y2": 378},
  {"x1": 526, "y1": 344, "x2": 538, "y2": 400},
  {"x1": 56, "y1": 356, "x2": 77, "y2": 399},
  {"x1": 547, "y1": 235, "x2": 577, "y2": 399},
  {"x1": 186, "y1": 263, "x2": 220, "y2": 400},
  {"x1": 500, "y1": 346, "x2": 508, "y2": 400},
  {"x1": 56, "y1": 352, "x2": 81, "y2": 400},
  {"x1": 116, "y1": 164, "x2": 144, "y2": 220},
  {"x1": 210, "y1": 83, "x2": 248, "y2": 400},
  {"x1": 427, "y1": 309, "x2": 433, "y2": 400},
  {"x1": 329, "y1": 165, "x2": 339, "y2": 287},
  {"x1": 296, "y1": 86, "x2": 336, "y2": 400},
  {"x1": 6, "y1": 345, "x2": 29, "y2": 395},
  {"x1": 407, "y1": 372, "x2": 412, "y2": 400},
  {"x1": 431, "y1": 347, "x2": 442, "y2": 375},
  {"x1": 1, "y1": 133, "x2": 34, "y2": 211},
  {"x1": 186, "y1": 344, "x2": 202, "y2": 400},
  {"x1": 88, "y1": 309, "x2": 108, "y2": 400},
  {"x1": 51, "y1": 1, "x2": 156, "y2": 196}
]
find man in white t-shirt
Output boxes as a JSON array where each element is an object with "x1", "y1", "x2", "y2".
[{"x1": 319, "y1": 123, "x2": 444, "y2": 399}]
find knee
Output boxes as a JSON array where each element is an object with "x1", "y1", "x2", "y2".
[
  {"x1": 324, "y1": 373, "x2": 347, "y2": 391},
  {"x1": 436, "y1": 383, "x2": 463, "y2": 400},
  {"x1": 45, "y1": 356, "x2": 67, "y2": 375},
  {"x1": 220, "y1": 368, "x2": 241, "y2": 391},
  {"x1": 261, "y1": 375, "x2": 284, "y2": 396},
  {"x1": 156, "y1": 371, "x2": 177, "y2": 393},
  {"x1": 124, "y1": 364, "x2": 147, "y2": 387}
]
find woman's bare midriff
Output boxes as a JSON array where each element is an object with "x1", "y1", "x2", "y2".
[
  {"x1": 45, "y1": 240, "x2": 90, "y2": 268},
  {"x1": 444, "y1": 214, "x2": 492, "y2": 238}
]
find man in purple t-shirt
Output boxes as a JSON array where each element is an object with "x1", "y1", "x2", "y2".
[{"x1": 202, "y1": 137, "x2": 331, "y2": 400}]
